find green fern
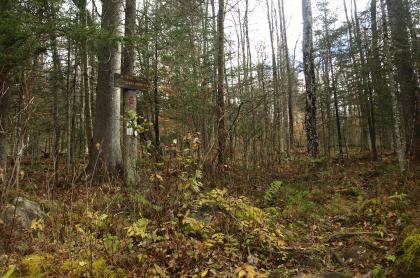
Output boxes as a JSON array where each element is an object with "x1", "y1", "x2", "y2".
[{"x1": 264, "y1": 181, "x2": 283, "y2": 204}]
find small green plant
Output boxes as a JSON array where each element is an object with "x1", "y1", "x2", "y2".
[
  {"x1": 126, "y1": 218, "x2": 149, "y2": 238},
  {"x1": 264, "y1": 181, "x2": 283, "y2": 204},
  {"x1": 372, "y1": 264, "x2": 385, "y2": 278},
  {"x1": 134, "y1": 194, "x2": 162, "y2": 213},
  {"x1": 103, "y1": 234, "x2": 120, "y2": 257},
  {"x1": 124, "y1": 111, "x2": 150, "y2": 135}
]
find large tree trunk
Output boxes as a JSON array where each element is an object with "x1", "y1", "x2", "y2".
[
  {"x1": 302, "y1": 0, "x2": 319, "y2": 157},
  {"x1": 89, "y1": 0, "x2": 122, "y2": 176},
  {"x1": 216, "y1": 0, "x2": 226, "y2": 168},
  {"x1": 386, "y1": 0, "x2": 419, "y2": 158},
  {"x1": 122, "y1": 0, "x2": 138, "y2": 186},
  {"x1": 381, "y1": 0, "x2": 406, "y2": 171}
]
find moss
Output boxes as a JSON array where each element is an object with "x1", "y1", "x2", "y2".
[
  {"x1": 92, "y1": 258, "x2": 118, "y2": 277},
  {"x1": 61, "y1": 259, "x2": 88, "y2": 276},
  {"x1": 21, "y1": 253, "x2": 53, "y2": 277},
  {"x1": 395, "y1": 233, "x2": 420, "y2": 277},
  {"x1": 61, "y1": 258, "x2": 124, "y2": 277}
]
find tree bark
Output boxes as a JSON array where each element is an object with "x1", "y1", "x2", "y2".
[
  {"x1": 302, "y1": 0, "x2": 319, "y2": 157},
  {"x1": 216, "y1": 0, "x2": 226, "y2": 168},
  {"x1": 0, "y1": 77, "x2": 8, "y2": 178},
  {"x1": 279, "y1": 0, "x2": 295, "y2": 151},
  {"x1": 381, "y1": 0, "x2": 406, "y2": 171},
  {"x1": 386, "y1": 0, "x2": 419, "y2": 158},
  {"x1": 51, "y1": 35, "x2": 62, "y2": 185},
  {"x1": 266, "y1": 0, "x2": 281, "y2": 160},
  {"x1": 122, "y1": 0, "x2": 138, "y2": 186},
  {"x1": 89, "y1": 0, "x2": 122, "y2": 177},
  {"x1": 79, "y1": 0, "x2": 93, "y2": 160}
]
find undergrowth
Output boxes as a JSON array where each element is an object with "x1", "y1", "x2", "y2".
[{"x1": 0, "y1": 144, "x2": 419, "y2": 277}]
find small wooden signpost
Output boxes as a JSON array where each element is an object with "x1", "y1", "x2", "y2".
[
  {"x1": 114, "y1": 73, "x2": 151, "y2": 91},
  {"x1": 114, "y1": 73, "x2": 150, "y2": 187}
]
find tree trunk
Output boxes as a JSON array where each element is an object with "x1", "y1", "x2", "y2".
[
  {"x1": 89, "y1": 0, "x2": 122, "y2": 177},
  {"x1": 381, "y1": 0, "x2": 406, "y2": 171},
  {"x1": 66, "y1": 38, "x2": 73, "y2": 174},
  {"x1": 51, "y1": 35, "x2": 62, "y2": 185},
  {"x1": 216, "y1": 0, "x2": 226, "y2": 168},
  {"x1": 153, "y1": 16, "x2": 161, "y2": 156},
  {"x1": 122, "y1": 0, "x2": 138, "y2": 186},
  {"x1": 302, "y1": 0, "x2": 319, "y2": 157},
  {"x1": 0, "y1": 77, "x2": 8, "y2": 178},
  {"x1": 279, "y1": 0, "x2": 295, "y2": 151},
  {"x1": 80, "y1": 0, "x2": 93, "y2": 159},
  {"x1": 266, "y1": 0, "x2": 281, "y2": 160},
  {"x1": 386, "y1": 0, "x2": 419, "y2": 158}
]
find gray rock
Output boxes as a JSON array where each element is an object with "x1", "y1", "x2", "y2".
[{"x1": 0, "y1": 197, "x2": 48, "y2": 230}]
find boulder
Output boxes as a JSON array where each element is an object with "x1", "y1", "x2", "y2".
[{"x1": 0, "y1": 197, "x2": 48, "y2": 230}]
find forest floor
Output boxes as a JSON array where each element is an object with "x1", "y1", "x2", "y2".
[{"x1": 0, "y1": 149, "x2": 419, "y2": 277}]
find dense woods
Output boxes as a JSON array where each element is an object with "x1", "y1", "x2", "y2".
[{"x1": 0, "y1": 0, "x2": 419, "y2": 277}]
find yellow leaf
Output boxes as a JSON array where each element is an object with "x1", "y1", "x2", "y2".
[
  {"x1": 154, "y1": 264, "x2": 167, "y2": 277},
  {"x1": 237, "y1": 270, "x2": 246, "y2": 278},
  {"x1": 78, "y1": 261, "x2": 87, "y2": 267},
  {"x1": 30, "y1": 219, "x2": 45, "y2": 231},
  {"x1": 137, "y1": 254, "x2": 147, "y2": 264},
  {"x1": 156, "y1": 174, "x2": 164, "y2": 182},
  {"x1": 75, "y1": 224, "x2": 85, "y2": 234},
  {"x1": 200, "y1": 268, "x2": 209, "y2": 277}
]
